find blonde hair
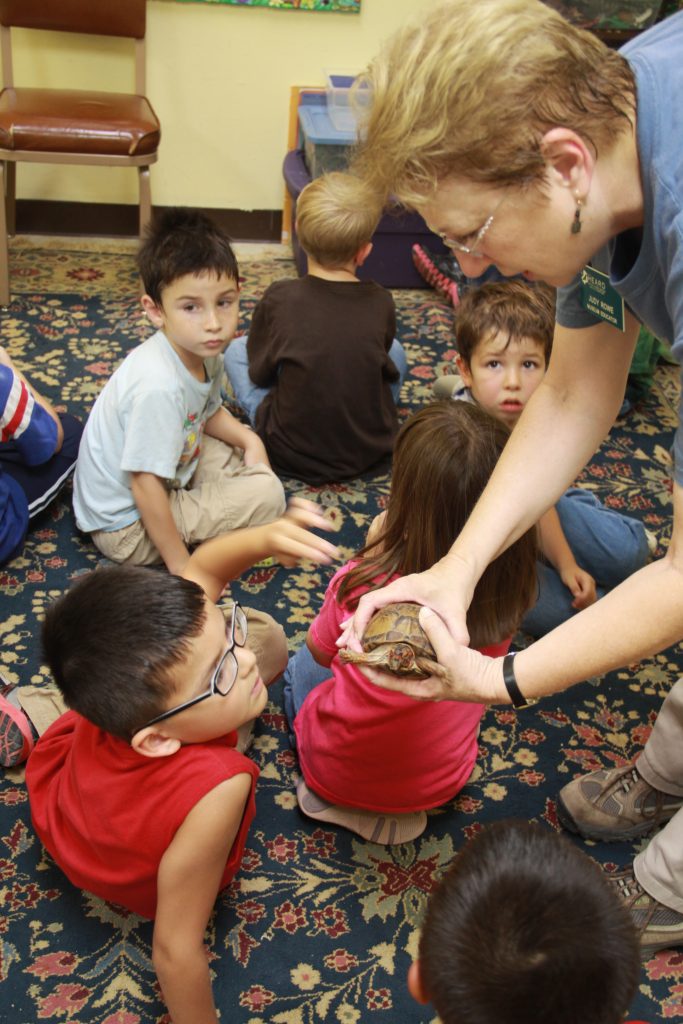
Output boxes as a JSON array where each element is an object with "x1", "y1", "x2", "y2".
[
  {"x1": 295, "y1": 171, "x2": 383, "y2": 267},
  {"x1": 352, "y1": 0, "x2": 635, "y2": 206}
]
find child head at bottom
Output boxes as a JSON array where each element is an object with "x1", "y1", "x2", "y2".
[{"x1": 409, "y1": 819, "x2": 640, "y2": 1024}]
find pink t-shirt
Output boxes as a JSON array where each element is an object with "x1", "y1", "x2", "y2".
[
  {"x1": 294, "y1": 563, "x2": 510, "y2": 813},
  {"x1": 27, "y1": 711, "x2": 258, "y2": 919}
]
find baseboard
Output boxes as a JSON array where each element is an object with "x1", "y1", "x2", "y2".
[{"x1": 15, "y1": 201, "x2": 282, "y2": 242}]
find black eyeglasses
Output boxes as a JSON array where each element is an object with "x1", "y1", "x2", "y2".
[{"x1": 143, "y1": 603, "x2": 248, "y2": 728}]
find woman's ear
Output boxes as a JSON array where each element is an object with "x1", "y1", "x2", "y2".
[
  {"x1": 540, "y1": 127, "x2": 594, "y2": 196},
  {"x1": 407, "y1": 960, "x2": 430, "y2": 1005},
  {"x1": 130, "y1": 726, "x2": 181, "y2": 759}
]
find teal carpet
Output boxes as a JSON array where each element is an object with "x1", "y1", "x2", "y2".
[{"x1": 0, "y1": 243, "x2": 681, "y2": 1022}]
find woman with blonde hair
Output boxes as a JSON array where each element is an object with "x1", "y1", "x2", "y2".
[{"x1": 343, "y1": 0, "x2": 683, "y2": 955}]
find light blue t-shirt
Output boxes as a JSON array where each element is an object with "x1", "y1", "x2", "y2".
[
  {"x1": 73, "y1": 331, "x2": 224, "y2": 533},
  {"x1": 556, "y1": 11, "x2": 683, "y2": 482}
]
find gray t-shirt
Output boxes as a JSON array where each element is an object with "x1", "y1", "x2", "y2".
[
  {"x1": 556, "y1": 11, "x2": 683, "y2": 481},
  {"x1": 73, "y1": 330, "x2": 224, "y2": 533}
]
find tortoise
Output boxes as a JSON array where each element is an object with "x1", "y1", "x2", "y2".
[{"x1": 338, "y1": 602, "x2": 447, "y2": 679}]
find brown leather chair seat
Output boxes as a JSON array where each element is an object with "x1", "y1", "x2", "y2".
[
  {"x1": 0, "y1": 0, "x2": 160, "y2": 305},
  {"x1": 0, "y1": 88, "x2": 160, "y2": 156}
]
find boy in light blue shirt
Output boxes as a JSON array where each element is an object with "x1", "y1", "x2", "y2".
[{"x1": 74, "y1": 209, "x2": 285, "y2": 574}]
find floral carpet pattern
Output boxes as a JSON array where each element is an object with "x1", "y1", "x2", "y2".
[{"x1": 1, "y1": 240, "x2": 682, "y2": 1023}]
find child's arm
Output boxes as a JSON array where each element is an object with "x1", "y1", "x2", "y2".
[
  {"x1": 245, "y1": 294, "x2": 280, "y2": 387},
  {"x1": 538, "y1": 506, "x2": 597, "y2": 611},
  {"x1": 130, "y1": 472, "x2": 190, "y2": 575},
  {"x1": 0, "y1": 346, "x2": 64, "y2": 451},
  {"x1": 153, "y1": 773, "x2": 252, "y2": 1024},
  {"x1": 183, "y1": 497, "x2": 338, "y2": 603},
  {"x1": 204, "y1": 406, "x2": 270, "y2": 468},
  {"x1": 306, "y1": 629, "x2": 334, "y2": 668},
  {"x1": 365, "y1": 511, "x2": 386, "y2": 551}
]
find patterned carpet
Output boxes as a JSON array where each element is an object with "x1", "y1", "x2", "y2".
[{"x1": 1, "y1": 239, "x2": 682, "y2": 1022}]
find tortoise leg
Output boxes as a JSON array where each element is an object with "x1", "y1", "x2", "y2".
[{"x1": 338, "y1": 647, "x2": 390, "y2": 667}]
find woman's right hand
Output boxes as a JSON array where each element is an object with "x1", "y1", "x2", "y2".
[{"x1": 337, "y1": 555, "x2": 473, "y2": 653}]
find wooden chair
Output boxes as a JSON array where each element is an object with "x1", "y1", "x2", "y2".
[{"x1": 0, "y1": 0, "x2": 161, "y2": 305}]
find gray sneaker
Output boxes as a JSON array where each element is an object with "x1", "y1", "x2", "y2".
[
  {"x1": 610, "y1": 866, "x2": 683, "y2": 957},
  {"x1": 432, "y1": 374, "x2": 460, "y2": 400},
  {"x1": 557, "y1": 763, "x2": 683, "y2": 841}
]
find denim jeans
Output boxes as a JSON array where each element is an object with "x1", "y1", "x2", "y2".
[
  {"x1": 224, "y1": 335, "x2": 408, "y2": 424},
  {"x1": 521, "y1": 487, "x2": 650, "y2": 637},
  {"x1": 282, "y1": 644, "x2": 332, "y2": 746}
]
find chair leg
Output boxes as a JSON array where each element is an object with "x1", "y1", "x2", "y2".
[
  {"x1": 138, "y1": 166, "x2": 152, "y2": 237},
  {"x1": 0, "y1": 162, "x2": 10, "y2": 307},
  {"x1": 5, "y1": 162, "x2": 15, "y2": 237}
]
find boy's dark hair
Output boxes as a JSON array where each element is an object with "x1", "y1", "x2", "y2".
[
  {"x1": 419, "y1": 820, "x2": 640, "y2": 1024},
  {"x1": 137, "y1": 207, "x2": 239, "y2": 305},
  {"x1": 42, "y1": 566, "x2": 207, "y2": 741},
  {"x1": 456, "y1": 280, "x2": 555, "y2": 368},
  {"x1": 337, "y1": 401, "x2": 537, "y2": 647}
]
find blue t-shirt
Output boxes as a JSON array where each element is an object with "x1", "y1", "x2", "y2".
[
  {"x1": 73, "y1": 331, "x2": 224, "y2": 533},
  {"x1": 0, "y1": 364, "x2": 58, "y2": 561},
  {"x1": 556, "y1": 11, "x2": 683, "y2": 481}
]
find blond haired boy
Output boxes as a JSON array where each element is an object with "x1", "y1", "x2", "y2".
[{"x1": 224, "y1": 171, "x2": 407, "y2": 484}]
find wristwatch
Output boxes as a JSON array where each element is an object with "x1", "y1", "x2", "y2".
[{"x1": 502, "y1": 653, "x2": 538, "y2": 709}]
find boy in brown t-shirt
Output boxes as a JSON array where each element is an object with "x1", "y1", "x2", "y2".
[{"x1": 223, "y1": 172, "x2": 406, "y2": 484}]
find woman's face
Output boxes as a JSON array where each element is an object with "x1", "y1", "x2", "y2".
[{"x1": 418, "y1": 174, "x2": 596, "y2": 288}]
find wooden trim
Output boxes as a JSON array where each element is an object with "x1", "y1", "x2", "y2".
[{"x1": 14, "y1": 200, "x2": 283, "y2": 241}]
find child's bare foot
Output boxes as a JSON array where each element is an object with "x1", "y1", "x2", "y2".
[{"x1": 296, "y1": 778, "x2": 427, "y2": 845}]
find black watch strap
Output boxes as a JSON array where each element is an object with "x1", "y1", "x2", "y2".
[{"x1": 502, "y1": 653, "x2": 537, "y2": 709}]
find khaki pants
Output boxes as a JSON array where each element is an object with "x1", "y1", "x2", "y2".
[
  {"x1": 20, "y1": 604, "x2": 287, "y2": 736},
  {"x1": 91, "y1": 436, "x2": 286, "y2": 565},
  {"x1": 633, "y1": 677, "x2": 683, "y2": 912}
]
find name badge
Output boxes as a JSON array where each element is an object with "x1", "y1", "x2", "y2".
[{"x1": 579, "y1": 267, "x2": 625, "y2": 332}]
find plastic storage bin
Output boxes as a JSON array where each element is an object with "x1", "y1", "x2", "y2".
[
  {"x1": 325, "y1": 70, "x2": 369, "y2": 133},
  {"x1": 298, "y1": 102, "x2": 357, "y2": 178}
]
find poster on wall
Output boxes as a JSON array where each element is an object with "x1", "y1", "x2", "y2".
[{"x1": 176, "y1": 0, "x2": 361, "y2": 11}]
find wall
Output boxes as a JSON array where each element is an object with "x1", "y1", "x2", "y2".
[{"x1": 11, "y1": 0, "x2": 435, "y2": 216}]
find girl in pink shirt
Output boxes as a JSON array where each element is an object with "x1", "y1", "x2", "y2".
[{"x1": 283, "y1": 400, "x2": 538, "y2": 844}]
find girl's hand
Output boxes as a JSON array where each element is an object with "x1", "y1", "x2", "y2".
[
  {"x1": 264, "y1": 497, "x2": 339, "y2": 567},
  {"x1": 560, "y1": 564, "x2": 597, "y2": 610},
  {"x1": 361, "y1": 607, "x2": 504, "y2": 704},
  {"x1": 337, "y1": 557, "x2": 472, "y2": 653}
]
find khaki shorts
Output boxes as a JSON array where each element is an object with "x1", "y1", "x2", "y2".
[{"x1": 91, "y1": 436, "x2": 286, "y2": 565}]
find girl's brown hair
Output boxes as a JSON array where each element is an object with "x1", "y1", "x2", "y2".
[{"x1": 337, "y1": 401, "x2": 537, "y2": 648}]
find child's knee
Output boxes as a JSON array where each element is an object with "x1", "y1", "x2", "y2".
[
  {"x1": 247, "y1": 471, "x2": 287, "y2": 523},
  {"x1": 245, "y1": 609, "x2": 288, "y2": 684}
]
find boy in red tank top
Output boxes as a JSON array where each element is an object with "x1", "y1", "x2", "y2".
[{"x1": 25, "y1": 499, "x2": 336, "y2": 1024}]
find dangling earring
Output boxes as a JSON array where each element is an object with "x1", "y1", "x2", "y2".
[{"x1": 571, "y1": 195, "x2": 583, "y2": 235}]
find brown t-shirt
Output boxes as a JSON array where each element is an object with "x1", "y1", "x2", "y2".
[{"x1": 247, "y1": 274, "x2": 399, "y2": 484}]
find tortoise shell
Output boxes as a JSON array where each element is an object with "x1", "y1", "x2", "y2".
[{"x1": 338, "y1": 602, "x2": 445, "y2": 679}]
